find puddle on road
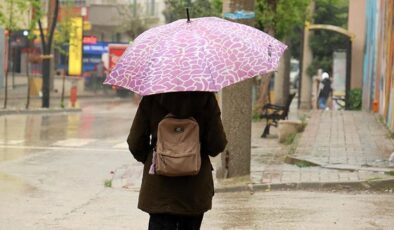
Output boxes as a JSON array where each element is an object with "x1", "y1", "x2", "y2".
[{"x1": 0, "y1": 171, "x2": 36, "y2": 193}]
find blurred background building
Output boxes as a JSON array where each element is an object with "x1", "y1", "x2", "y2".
[{"x1": 348, "y1": 0, "x2": 394, "y2": 129}]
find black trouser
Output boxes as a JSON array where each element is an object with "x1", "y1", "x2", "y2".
[{"x1": 148, "y1": 213, "x2": 204, "y2": 230}]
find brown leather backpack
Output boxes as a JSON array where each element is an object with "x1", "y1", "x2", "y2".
[{"x1": 153, "y1": 114, "x2": 201, "y2": 177}]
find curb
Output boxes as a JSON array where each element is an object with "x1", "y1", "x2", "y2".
[
  {"x1": 0, "y1": 108, "x2": 82, "y2": 116},
  {"x1": 284, "y1": 155, "x2": 320, "y2": 167},
  {"x1": 214, "y1": 178, "x2": 394, "y2": 193},
  {"x1": 285, "y1": 155, "x2": 394, "y2": 173}
]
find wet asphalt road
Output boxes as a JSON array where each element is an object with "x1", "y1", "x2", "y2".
[{"x1": 0, "y1": 98, "x2": 393, "y2": 229}]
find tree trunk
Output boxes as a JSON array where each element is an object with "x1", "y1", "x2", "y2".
[
  {"x1": 299, "y1": 1, "x2": 315, "y2": 109},
  {"x1": 11, "y1": 47, "x2": 15, "y2": 89},
  {"x1": 42, "y1": 53, "x2": 51, "y2": 108},
  {"x1": 274, "y1": 37, "x2": 291, "y2": 106},
  {"x1": 26, "y1": 51, "x2": 31, "y2": 109},
  {"x1": 40, "y1": 0, "x2": 59, "y2": 108},
  {"x1": 3, "y1": 32, "x2": 11, "y2": 109},
  {"x1": 218, "y1": 0, "x2": 254, "y2": 179},
  {"x1": 60, "y1": 69, "x2": 66, "y2": 108}
]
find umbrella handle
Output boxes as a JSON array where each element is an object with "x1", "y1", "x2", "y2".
[{"x1": 186, "y1": 8, "x2": 191, "y2": 23}]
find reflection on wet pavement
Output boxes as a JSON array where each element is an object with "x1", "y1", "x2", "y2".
[
  {"x1": 0, "y1": 98, "x2": 137, "y2": 163},
  {"x1": 0, "y1": 171, "x2": 36, "y2": 193}
]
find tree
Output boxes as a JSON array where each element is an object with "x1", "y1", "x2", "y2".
[
  {"x1": 255, "y1": 0, "x2": 310, "y2": 105},
  {"x1": 116, "y1": 3, "x2": 154, "y2": 40},
  {"x1": 52, "y1": 1, "x2": 78, "y2": 108},
  {"x1": 163, "y1": 0, "x2": 222, "y2": 23},
  {"x1": 38, "y1": 0, "x2": 60, "y2": 108},
  {"x1": 256, "y1": 0, "x2": 310, "y2": 40},
  {"x1": 308, "y1": 0, "x2": 348, "y2": 76},
  {"x1": 0, "y1": 0, "x2": 41, "y2": 108}
]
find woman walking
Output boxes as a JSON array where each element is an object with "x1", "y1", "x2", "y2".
[{"x1": 127, "y1": 92, "x2": 227, "y2": 229}]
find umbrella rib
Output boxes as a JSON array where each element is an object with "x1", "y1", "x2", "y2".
[{"x1": 198, "y1": 32, "x2": 217, "y2": 91}]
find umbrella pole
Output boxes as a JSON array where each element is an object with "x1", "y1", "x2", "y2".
[{"x1": 186, "y1": 8, "x2": 191, "y2": 23}]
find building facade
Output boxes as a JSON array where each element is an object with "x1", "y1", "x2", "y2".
[
  {"x1": 359, "y1": 0, "x2": 394, "y2": 129},
  {"x1": 59, "y1": 0, "x2": 165, "y2": 43},
  {"x1": 86, "y1": 0, "x2": 164, "y2": 43}
]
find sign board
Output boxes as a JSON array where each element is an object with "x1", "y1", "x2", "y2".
[
  {"x1": 82, "y1": 42, "x2": 108, "y2": 72},
  {"x1": 83, "y1": 21, "x2": 92, "y2": 31},
  {"x1": 333, "y1": 51, "x2": 346, "y2": 96},
  {"x1": 108, "y1": 44, "x2": 128, "y2": 70},
  {"x1": 223, "y1": 11, "x2": 255, "y2": 20},
  {"x1": 68, "y1": 17, "x2": 83, "y2": 76},
  {"x1": 332, "y1": 51, "x2": 347, "y2": 110},
  {"x1": 83, "y1": 36, "x2": 97, "y2": 44}
]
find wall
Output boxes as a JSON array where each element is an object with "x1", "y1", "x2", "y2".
[
  {"x1": 348, "y1": 0, "x2": 366, "y2": 89},
  {"x1": 363, "y1": 0, "x2": 394, "y2": 129}
]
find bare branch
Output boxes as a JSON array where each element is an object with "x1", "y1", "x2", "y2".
[{"x1": 38, "y1": 19, "x2": 47, "y2": 52}]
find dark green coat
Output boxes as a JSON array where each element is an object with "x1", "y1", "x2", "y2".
[{"x1": 127, "y1": 92, "x2": 227, "y2": 215}]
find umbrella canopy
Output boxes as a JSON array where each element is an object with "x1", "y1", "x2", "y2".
[{"x1": 105, "y1": 17, "x2": 287, "y2": 96}]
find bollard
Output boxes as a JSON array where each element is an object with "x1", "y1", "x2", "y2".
[
  {"x1": 70, "y1": 79, "x2": 78, "y2": 108},
  {"x1": 373, "y1": 100, "x2": 379, "y2": 113}
]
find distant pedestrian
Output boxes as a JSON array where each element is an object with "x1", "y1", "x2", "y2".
[
  {"x1": 127, "y1": 92, "x2": 227, "y2": 230},
  {"x1": 318, "y1": 72, "x2": 332, "y2": 110},
  {"x1": 95, "y1": 60, "x2": 106, "y2": 79},
  {"x1": 94, "y1": 60, "x2": 106, "y2": 92}
]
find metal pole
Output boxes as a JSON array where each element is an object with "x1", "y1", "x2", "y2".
[
  {"x1": 298, "y1": 26, "x2": 305, "y2": 109},
  {"x1": 3, "y1": 0, "x2": 14, "y2": 108},
  {"x1": 345, "y1": 38, "x2": 352, "y2": 110}
]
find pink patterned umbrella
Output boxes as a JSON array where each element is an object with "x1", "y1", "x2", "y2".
[{"x1": 104, "y1": 17, "x2": 287, "y2": 96}]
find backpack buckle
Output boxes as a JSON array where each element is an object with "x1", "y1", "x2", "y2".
[{"x1": 174, "y1": 127, "x2": 184, "y2": 133}]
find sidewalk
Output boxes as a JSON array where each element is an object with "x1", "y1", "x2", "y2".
[
  {"x1": 292, "y1": 110, "x2": 394, "y2": 170},
  {"x1": 112, "y1": 109, "x2": 394, "y2": 192},
  {"x1": 215, "y1": 110, "x2": 394, "y2": 192}
]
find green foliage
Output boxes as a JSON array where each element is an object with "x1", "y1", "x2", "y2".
[
  {"x1": 116, "y1": 3, "x2": 153, "y2": 40},
  {"x1": 104, "y1": 179, "x2": 112, "y2": 188},
  {"x1": 255, "y1": 0, "x2": 310, "y2": 40},
  {"x1": 283, "y1": 133, "x2": 297, "y2": 145},
  {"x1": 53, "y1": 1, "x2": 77, "y2": 56},
  {"x1": 347, "y1": 88, "x2": 362, "y2": 110},
  {"x1": 308, "y1": 0, "x2": 349, "y2": 75},
  {"x1": 163, "y1": 0, "x2": 222, "y2": 23},
  {"x1": 295, "y1": 160, "x2": 316, "y2": 168},
  {"x1": 252, "y1": 104, "x2": 262, "y2": 122},
  {"x1": 0, "y1": 0, "x2": 42, "y2": 35},
  {"x1": 385, "y1": 171, "x2": 394, "y2": 176},
  {"x1": 255, "y1": 0, "x2": 310, "y2": 63},
  {"x1": 211, "y1": 0, "x2": 222, "y2": 16},
  {"x1": 299, "y1": 114, "x2": 308, "y2": 132}
]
